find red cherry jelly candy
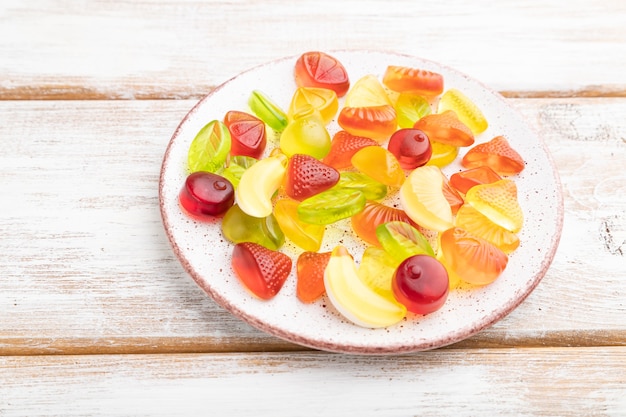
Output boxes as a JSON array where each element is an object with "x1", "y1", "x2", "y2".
[
  {"x1": 179, "y1": 172, "x2": 234, "y2": 218},
  {"x1": 392, "y1": 254, "x2": 449, "y2": 315},
  {"x1": 387, "y1": 128, "x2": 432, "y2": 170}
]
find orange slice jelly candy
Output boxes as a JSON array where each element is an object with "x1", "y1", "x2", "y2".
[
  {"x1": 455, "y1": 204, "x2": 520, "y2": 254},
  {"x1": 344, "y1": 74, "x2": 393, "y2": 108},
  {"x1": 350, "y1": 201, "x2": 418, "y2": 247},
  {"x1": 288, "y1": 87, "x2": 339, "y2": 125},
  {"x1": 351, "y1": 146, "x2": 405, "y2": 187},
  {"x1": 439, "y1": 227, "x2": 509, "y2": 286},
  {"x1": 294, "y1": 51, "x2": 350, "y2": 97},
  {"x1": 464, "y1": 179, "x2": 524, "y2": 233},
  {"x1": 414, "y1": 110, "x2": 474, "y2": 147},
  {"x1": 462, "y1": 135, "x2": 525, "y2": 175},
  {"x1": 338, "y1": 105, "x2": 397, "y2": 143},
  {"x1": 450, "y1": 166, "x2": 502, "y2": 194}
]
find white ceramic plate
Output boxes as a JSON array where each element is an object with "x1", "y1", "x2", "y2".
[{"x1": 159, "y1": 50, "x2": 563, "y2": 354}]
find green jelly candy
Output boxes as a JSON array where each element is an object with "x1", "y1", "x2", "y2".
[
  {"x1": 394, "y1": 93, "x2": 432, "y2": 129},
  {"x1": 221, "y1": 204, "x2": 284, "y2": 250},
  {"x1": 298, "y1": 188, "x2": 366, "y2": 225},
  {"x1": 221, "y1": 156, "x2": 258, "y2": 189},
  {"x1": 279, "y1": 105, "x2": 331, "y2": 159},
  {"x1": 187, "y1": 120, "x2": 232, "y2": 173},
  {"x1": 248, "y1": 90, "x2": 289, "y2": 133},
  {"x1": 376, "y1": 221, "x2": 434, "y2": 263},
  {"x1": 358, "y1": 246, "x2": 401, "y2": 299},
  {"x1": 337, "y1": 172, "x2": 387, "y2": 201}
]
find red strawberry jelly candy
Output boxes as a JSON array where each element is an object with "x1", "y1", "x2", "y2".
[
  {"x1": 284, "y1": 154, "x2": 340, "y2": 201},
  {"x1": 231, "y1": 242, "x2": 292, "y2": 300},
  {"x1": 223, "y1": 110, "x2": 267, "y2": 159},
  {"x1": 296, "y1": 251, "x2": 331, "y2": 303},
  {"x1": 450, "y1": 166, "x2": 502, "y2": 194},
  {"x1": 322, "y1": 130, "x2": 379, "y2": 170},
  {"x1": 462, "y1": 135, "x2": 525, "y2": 175},
  {"x1": 387, "y1": 128, "x2": 432, "y2": 170},
  {"x1": 294, "y1": 51, "x2": 350, "y2": 97},
  {"x1": 179, "y1": 172, "x2": 234, "y2": 218}
]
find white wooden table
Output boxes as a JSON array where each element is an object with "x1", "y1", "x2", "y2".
[{"x1": 1, "y1": 1, "x2": 625, "y2": 415}]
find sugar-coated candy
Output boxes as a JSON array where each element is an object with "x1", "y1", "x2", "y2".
[
  {"x1": 296, "y1": 251, "x2": 331, "y2": 303},
  {"x1": 438, "y1": 88, "x2": 488, "y2": 134},
  {"x1": 336, "y1": 172, "x2": 387, "y2": 201},
  {"x1": 351, "y1": 146, "x2": 405, "y2": 187},
  {"x1": 414, "y1": 110, "x2": 474, "y2": 147},
  {"x1": 324, "y1": 245, "x2": 406, "y2": 328},
  {"x1": 464, "y1": 179, "x2": 524, "y2": 233},
  {"x1": 231, "y1": 242, "x2": 292, "y2": 300},
  {"x1": 387, "y1": 128, "x2": 432, "y2": 170},
  {"x1": 179, "y1": 171, "x2": 234, "y2": 218},
  {"x1": 221, "y1": 204, "x2": 285, "y2": 251},
  {"x1": 297, "y1": 187, "x2": 366, "y2": 225},
  {"x1": 392, "y1": 254, "x2": 449, "y2": 314},
  {"x1": 322, "y1": 130, "x2": 379, "y2": 170},
  {"x1": 284, "y1": 154, "x2": 339, "y2": 201},
  {"x1": 235, "y1": 152, "x2": 287, "y2": 218},
  {"x1": 351, "y1": 201, "x2": 417, "y2": 247},
  {"x1": 344, "y1": 75, "x2": 393, "y2": 108},
  {"x1": 375, "y1": 221, "x2": 435, "y2": 264},
  {"x1": 394, "y1": 92, "x2": 432, "y2": 128},
  {"x1": 187, "y1": 120, "x2": 231, "y2": 173},
  {"x1": 399, "y1": 165, "x2": 454, "y2": 232},
  {"x1": 248, "y1": 90, "x2": 289, "y2": 132},
  {"x1": 450, "y1": 166, "x2": 502, "y2": 194},
  {"x1": 462, "y1": 135, "x2": 525, "y2": 175},
  {"x1": 439, "y1": 227, "x2": 508, "y2": 286},
  {"x1": 455, "y1": 204, "x2": 520, "y2": 253},
  {"x1": 337, "y1": 105, "x2": 397, "y2": 143},
  {"x1": 223, "y1": 110, "x2": 267, "y2": 159},
  {"x1": 288, "y1": 87, "x2": 338, "y2": 125},
  {"x1": 280, "y1": 106, "x2": 331, "y2": 159},
  {"x1": 294, "y1": 51, "x2": 350, "y2": 97},
  {"x1": 273, "y1": 198, "x2": 325, "y2": 252},
  {"x1": 382, "y1": 65, "x2": 444, "y2": 96}
]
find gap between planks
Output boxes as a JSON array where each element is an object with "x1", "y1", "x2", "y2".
[
  {"x1": 1, "y1": 330, "x2": 624, "y2": 356},
  {"x1": 2, "y1": 85, "x2": 626, "y2": 100}
]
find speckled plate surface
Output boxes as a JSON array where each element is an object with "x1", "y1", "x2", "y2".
[{"x1": 159, "y1": 50, "x2": 564, "y2": 354}]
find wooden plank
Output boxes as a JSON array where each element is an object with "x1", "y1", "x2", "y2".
[
  {"x1": 0, "y1": 98, "x2": 624, "y2": 355},
  {"x1": 1, "y1": 0, "x2": 626, "y2": 99},
  {"x1": 1, "y1": 348, "x2": 625, "y2": 416}
]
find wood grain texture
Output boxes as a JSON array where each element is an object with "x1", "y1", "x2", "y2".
[
  {"x1": 1, "y1": 0, "x2": 626, "y2": 99},
  {"x1": 1, "y1": 348, "x2": 625, "y2": 416},
  {"x1": 0, "y1": 98, "x2": 624, "y2": 354}
]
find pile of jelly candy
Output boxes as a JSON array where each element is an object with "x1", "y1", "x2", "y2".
[{"x1": 178, "y1": 51, "x2": 526, "y2": 328}]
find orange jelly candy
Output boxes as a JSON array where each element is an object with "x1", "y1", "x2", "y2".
[
  {"x1": 450, "y1": 166, "x2": 502, "y2": 194},
  {"x1": 462, "y1": 135, "x2": 525, "y2": 175},
  {"x1": 351, "y1": 146, "x2": 405, "y2": 187},
  {"x1": 350, "y1": 201, "x2": 418, "y2": 247},
  {"x1": 439, "y1": 227, "x2": 508, "y2": 286},
  {"x1": 414, "y1": 110, "x2": 474, "y2": 147},
  {"x1": 337, "y1": 105, "x2": 397, "y2": 143},
  {"x1": 322, "y1": 130, "x2": 379, "y2": 170}
]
